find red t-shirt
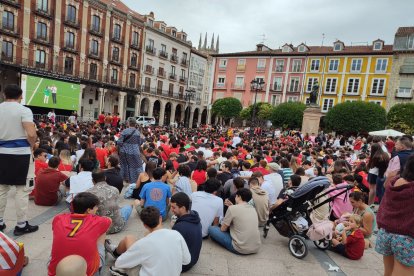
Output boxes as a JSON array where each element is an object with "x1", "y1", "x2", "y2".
[
  {"x1": 34, "y1": 168, "x2": 68, "y2": 206},
  {"x1": 58, "y1": 162, "x2": 73, "y2": 172},
  {"x1": 345, "y1": 229, "x2": 365, "y2": 260},
  {"x1": 95, "y1": 147, "x2": 108, "y2": 169},
  {"x1": 48, "y1": 214, "x2": 111, "y2": 276},
  {"x1": 112, "y1": 116, "x2": 119, "y2": 127},
  {"x1": 35, "y1": 159, "x2": 49, "y2": 177},
  {"x1": 98, "y1": 114, "x2": 105, "y2": 124},
  {"x1": 250, "y1": 167, "x2": 270, "y2": 176}
]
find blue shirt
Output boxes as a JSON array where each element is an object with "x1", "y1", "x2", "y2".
[{"x1": 140, "y1": 181, "x2": 171, "y2": 217}]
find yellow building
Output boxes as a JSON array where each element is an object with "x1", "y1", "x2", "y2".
[{"x1": 302, "y1": 40, "x2": 393, "y2": 113}]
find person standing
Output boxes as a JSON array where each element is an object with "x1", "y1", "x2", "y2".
[
  {"x1": 47, "y1": 109, "x2": 56, "y2": 124},
  {"x1": 117, "y1": 118, "x2": 143, "y2": 184},
  {"x1": 51, "y1": 84, "x2": 57, "y2": 104},
  {"x1": 0, "y1": 84, "x2": 38, "y2": 235}
]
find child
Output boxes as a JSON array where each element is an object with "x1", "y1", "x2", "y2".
[{"x1": 330, "y1": 214, "x2": 365, "y2": 260}]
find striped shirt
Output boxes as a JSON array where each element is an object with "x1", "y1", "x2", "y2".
[{"x1": 0, "y1": 232, "x2": 21, "y2": 270}]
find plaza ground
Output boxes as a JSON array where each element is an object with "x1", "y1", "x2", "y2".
[{"x1": 2, "y1": 187, "x2": 384, "y2": 276}]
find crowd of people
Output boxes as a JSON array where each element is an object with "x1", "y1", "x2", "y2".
[{"x1": 0, "y1": 84, "x2": 414, "y2": 276}]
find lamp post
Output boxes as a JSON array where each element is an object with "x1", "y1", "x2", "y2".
[
  {"x1": 184, "y1": 88, "x2": 195, "y2": 128},
  {"x1": 250, "y1": 79, "x2": 265, "y2": 126}
]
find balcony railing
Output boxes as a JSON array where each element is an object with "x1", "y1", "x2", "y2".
[
  {"x1": 287, "y1": 85, "x2": 301, "y2": 93},
  {"x1": 271, "y1": 83, "x2": 283, "y2": 91},
  {"x1": 111, "y1": 77, "x2": 118, "y2": 84},
  {"x1": 111, "y1": 36, "x2": 123, "y2": 44},
  {"x1": 0, "y1": 53, "x2": 13, "y2": 62},
  {"x1": 169, "y1": 74, "x2": 177, "y2": 81},
  {"x1": 231, "y1": 83, "x2": 245, "y2": 90},
  {"x1": 181, "y1": 58, "x2": 188, "y2": 67},
  {"x1": 214, "y1": 83, "x2": 227, "y2": 89},
  {"x1": 256, "y1": 66, "x2": 266, "y2": 72},
  {"x1": 146, "y1": 46, "x2": 156, "y2": 55},
  {"x1": 62, "y1": 44, "x2": 79, "y2": 54},
  {"x1": 0, "y1": 25, "x2": 20, "y2": 37},
  {"x1": 159, "y1": 50, "x2": 168, "y2": 59},
  {"x1": 64, "y1": 18, "x2": 80, "y2": 29},
  {"x1": 275, "y1": 65, "x2": 284, "y2": 72},
  {"x1": 33, "y1": 35, "x2": 53, "y2": 47},
  {"x1": 396, "y1": 88, "x2": 413, "y2": 98},
  {"x1": 292, "y1": 66, "x2": 301, "y2": 72},
  {"x1": 400, "y1": 65, "x2": 414, "y2": 74},
  {"x1": 33, "y1": 3, "x2": 54, "y2": 19},
  {"x1": 89, "y1": 26, "x2": 102, "y2": 37},
  {"x1": 170, "y1": 54, "x2": 178, "y2": 63},
  {"x1": 157, "y1": 69, "x2": 166, "y2": 78},
  {"x1": 179, "y1": 76, "x2": 187, "y2": 84},
  {"x1": 144, "y1": 65, "x2": 154, "y2": 75},
  {"x1": 130, "y1": 43, "x2": 140, "y2": 51},
  {"x1": 0, "y1": 0, "x2": 21, "y2": 8},
  {"x1": 236, "y1": 65, "x2": 245, "y2": 71},
  {"x1": 128, "y1": 63, "x2": 140, "y2": 71},
  {"x1": 88, "y1": 52, "x2": 101, "y2": 60}
]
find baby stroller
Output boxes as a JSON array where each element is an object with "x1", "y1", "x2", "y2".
[{"x1": 263, "y1": 176, "x2": 354, "y2": 259}]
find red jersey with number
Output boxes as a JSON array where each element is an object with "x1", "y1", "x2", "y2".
[{"x1": 48, "y1": 213, "x2": 111, "y2": 276}]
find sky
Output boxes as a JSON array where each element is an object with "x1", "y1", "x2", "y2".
[{"x1": 123, "y1": 0, "x2": 414, "y2": 53}]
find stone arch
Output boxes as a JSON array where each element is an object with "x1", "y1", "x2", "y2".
[
  {"x1": 184, "y1": 106, "x2": 191, "y2": 127},
  {"x1": 175, "y1": 104, "x2": 183, "y2": 123},
  {"x1": 201, "y1": 109, "x2": 207, "y2": 125},
  {"x1": 140, "y1": 98, "x2": 150, "y2": 116},
  {"x1": 153, "y1": 100, "x2": 161, "y2": 124},
  {"x1": 164, "y1": 102, "x2": 172, "y2": 126},
  {"x1": 192, "y1": 108, "x2": 200, "y2": 128}
]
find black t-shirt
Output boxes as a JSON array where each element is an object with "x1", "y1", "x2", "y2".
[
  {"x1": 177, "y1": 154, "x2": 188, "y2": 164},
  {"x1": 104, "y1": 168, "x2": 123, "y2": 193},
  {"x1": 147, "y1": 155, "x2": 162, "y2": 167}
]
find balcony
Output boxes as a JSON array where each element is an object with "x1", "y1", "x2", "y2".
[
  {"x1": 0, "y1": 0, "x2": 20, "y2": 8},
  {"x1": 145, "y1": 46, "x2": 156, "y2": 55},
  {"x1": 159, "y1": 50, "x2": 168, "y2": 59},
  {"x1": 400, "y1": 65, "x2": 414, "y2": 74},
  {"x1": 292, "y1": 67, "x2": 301, "y2": 73},
  {"x1": 89, "y1": 26, "x2": 103, "y2": 37},
  {"x1": 231, "y1": 83, "x2": 245, "y2": 90},
  {"x1": 395, "y1": 88, "x2": 413, "y2": 99},
  {"x1": 62, "y1": 44, "x2": 79, "y2": 54},
  {"x1": 64, "y1": 67, "x2": 74, "y2": 75},
  {"x1": 0, "y1": 25, "x2": 20, "y2": 38},
  {"x1": 110, "y1": 77, "x2": 118, "y2": 84},
  {"x1": 170, "y1": 54, "x2": 178, "y2": 63},
  {"x1": 128, "y1": 63, "x2": 140, "y2": 71},
  {"x1": 111, "y1": 35, "x2": 123, "y2": 45},
  {"x1": 256, "y1": 66, "x2": 266, "y2": 72},
  {"x1": 129, "y1": 81, "x2": 136, "y2": 89},
  {"x1": 169, "y1": 74, "x2": 177, "y2": 81},
  {"x1": 181, "y1": 58, "x2": 188, "y2": 67},
  {"x1": 271, "y1": 83, "x2": 283, "y2": 92},
  {"x1": 218, "y1": 65, "x2": 227, "y2": 71},
  {"x1": 32, "y1": 36, "x2": 53, "y2": 47},
  {"x1": 236, "y1": 65, "x2": 245, "y2": 72},
  {"x1": 0, "y1": 53, "x2": 14, "y2": 63},
  {"x1": 88, "y1": 52, "x2": 101, "y2": 61},
  {"x1": 179, "y1": 76, "x2": 187, "y2": 84},
  {"x1": 144, "y1": 65, "x2": 154, "y2": 75},
  {"x1": 157, "y1": 68, "x2": 166, "y2": 78},
  {"x1": 35, "y1": 62, "x2": 46, "y2": 69},
  {"x1": 64, "y1": 18, "x2": 80, "y2": 29},
  {"x1": 33, "y1": 4, "x2": 54, "y2": 19},
  {"x1": 130, "y1": 43, "x2": 140, "y2": 51},
  {"x1": 275, "y1": 65, "x2": 284, "y2": 72},
  {"x1": 287, "y1": 85, "x2": 301, "y2": 93},
  {"x1": 214, "y1": 83, "x2": 227, "y2": 89}
]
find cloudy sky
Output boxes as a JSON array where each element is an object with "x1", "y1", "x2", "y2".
[{"x1": 124, "y1": 0, "x2": 414, "y2": 53}]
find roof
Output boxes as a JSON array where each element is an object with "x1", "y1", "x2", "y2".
[
  {"x1": 99, "y1": 0, "x2": 144, "y2": 21},
  {"x1": 395, "y1": 27, "x2": 414, "y2": 37},
  {"x1": 212, "y1": 44, "x2": 393, "y2": 57}
]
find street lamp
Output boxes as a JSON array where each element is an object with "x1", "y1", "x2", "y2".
[
  {"x1": 184, "y1": 88, "x2": 195, "y2": 128},
  {"x1": 250, "y1": 79, "x2": 265, "y2": 126}
]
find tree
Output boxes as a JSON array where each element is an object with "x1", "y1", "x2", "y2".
[
  {"x1": 270, "y1": 102, "x2": 306, "y2": 129},
  {"x1": 239, "y1": 103, "x2": 274, "y2": 121},
  {"x1": 325, "y1": 101, "x2": 386, "y2": 134},
  {"x1": 387, "y1": 103, "x2": 414, "y2": 135},
  {"x1": 211, "y1": 97, "x2": 242, "y2": 121}
]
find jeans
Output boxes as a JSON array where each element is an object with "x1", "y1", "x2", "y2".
[
  {"x1": 120, "y1": 205, "x2": 133, "y2": 222},
  {"x1": 376, "y1": 176, "x2": 386, "y2": 203},
  {"x1": 208, "y1": 226, "x2": 239, "y2": 254}
]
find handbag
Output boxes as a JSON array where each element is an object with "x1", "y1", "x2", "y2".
[{"x1": 306, "y1": 220, "x2": 333, "y2": 241}]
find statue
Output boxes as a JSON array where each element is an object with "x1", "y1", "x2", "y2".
[{"x1": 308, "y1": 83, "x2": 319, "y2": 106}]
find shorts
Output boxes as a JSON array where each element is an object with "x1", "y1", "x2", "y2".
[
  {"x1": 375, "y1": 228, "x2": 414, "y2": 267},
  {"x1": 330, "y1": 243, "x2": 347, "y2": 258},
  {"x1": 0, "y1": 154, "x2": 30, "y2": 185},
  {"x1": 367, "y1": 173, "x2": 378, "y2": 185}
]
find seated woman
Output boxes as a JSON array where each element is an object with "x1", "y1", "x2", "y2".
[
  {"x1": 349, "y1": 191, "x2": 376, "y2": 249},
  {"x1": 131, "y1": 161, "x2": 156, "y2": 200}
]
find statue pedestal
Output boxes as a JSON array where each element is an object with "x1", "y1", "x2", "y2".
[{"x1": 301, "y1": 106, "x2": 323, "y2": 135}]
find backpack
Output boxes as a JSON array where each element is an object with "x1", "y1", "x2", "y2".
[{"x1": 306, "y1": 220, "x2": 333, "y2": 241}]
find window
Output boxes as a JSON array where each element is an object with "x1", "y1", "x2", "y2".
[
  {"x1": 273, "y1": 77, "x2": 282, "y2": 91},
  {"x1": 35, "y1": 49, "x2": 46, "y2": 66},
  {"x1": 37, "y1": 0, "x2": 48, "y2": 12},
  {"x1": 91, "y1": 15, "x2": 100, "y2": 32},
  {"x1": 132, "y1": 31, "x2": 139, "y2": 46},
  {"x1": 292, "y1": 60, "x2": 302, "y2": 72},
  {"x1": 371, "y1": 79, "x2": 385, "y2": 95},
  {"x1": 182, "y1": 52, "x2": 188, "y2": 62},
  {"x1": 148, "y1": 39, "x2": 154, "y2": 49},
  {"x1": 271, "y1": 95, "x2": 281, "y2": 106},
  {"x1": 375, "y1": 59, "x2": 388, "y2": 72},
  {"x1": 275, "y1": 60, "x2": 284, "y2": 72},
  {"x1": 111, "y1": 68, "x2": 118, "y2": 82},
  {"x1": 172, "y1": 30, "x2": 176, "y2": 37},
  {"x1": 235, "y1": 76, "x2": 244, "y2": 85},
  {"x1": 171, "y1": 65, "x2": 176, "y2": 75},
  {"x1": 89, "y1": 63, "x2": 97, "y2": 79},
  {"x1": 310, "y1": 59, "x2": 320, "y2": 71},
  {"x1": 374, "y1": 42, "x2": 383, "y2": 50},
  {"x1": 307, "y1": 77, "x2": 318, "y2": 92},
  {"x1": 129, "y1": 73, "x2": 136, "y2": 88},
  {"x1": 289, "y1": 77, "x2": 300, "y2": 92},
  {"x1": 257, "y1": 59, "x2": 266, "y2": 69},
  {"x1": 347, "y1": 78, "x2": 360, "y2": 94},
  {"x1": 130, "y1": 53, "x2": 137, "y2": 67},
  {"x1": 329, "y1": 59, "x2": 339, "y2": 72},
  {"x1": 322, "y1": 99, "x2": 334, "y2": 112},
  {"x1": 334, "y1": 43, "x2": 342, "y2": 51},
  {"x1": 161, "y1": 44, "x2": 166, "y2": 53},
  {"x1": 1, "y1": 40, "x2": 13, "y2": 59},
  {"x1": 408, "y1": 35, "x2": 414, "y2": 49},
  {"x1": 325, "y1": 78, "x2": 337, "y2": 93},
  {"x1": 181, "y1": 69, "x2": 185, "y2": 78},
  {"x1": 238, "y1": 59, "x2": 246, "y2": 66},
  {"x1": 64, "y1": 57, "x2": 73, "y2": 74},
  {"x1": 66, "y1": 5, "x2": 76, "y2": 22},
  {"x1": 113, "y1": 24, "x2": 121, "y2": 40},
  {"x1": 219, "y1": 59, "x2": 227, "y2": 68},
  {"x1": 90, "y1": 39, "x2": 99, "y2": 55},
  {"x1": 65, "y1": 32, "x2": 75, "y2": 49},
  {"x1": 369, "y1": 100, "x2": 382, "y2": 105},
  {"x1": 351, "y1": 59, "x2": 362, "y2": 72},
  {"x1": 217, "y1": 76, "x2": 226, "y2": 87},
  {"x1": 287, "y1": 96, "x2": 298, "y2": 102},
  {"x1": 2, "y1": 11, "x2": 14, "y2": 30},
  {"x1": 298, "y1": 45, "x2": 306, "y2": 52},
  {"x1": 112, "y1": 47, "x2": 119, "y2": 62},
  {"x1": 37, "y1": 22, "x2": 47, "y2": 40},
  {"x1": 148, "y1": 19, "x2": 153, "y2": 27},
  {"x1": 168, "y1": 83, "x2": 174, "y2": 94}
]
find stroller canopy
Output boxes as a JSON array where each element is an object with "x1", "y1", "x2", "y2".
[{"x1": 290, "y1": 176, "x2": 331, "y2": 199}]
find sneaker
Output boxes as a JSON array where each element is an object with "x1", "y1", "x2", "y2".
[
  {"x1": 0, "y1": 224, "x2": 6, "y2": 232},
  {"x1": 109, "y1": 266, "x2": 128, "y2": 276},
  {"x1": 105, "y1": 239, "x2": 118, "y2": 259},
  {"x1": 13, "y1": 222, "x2": 39, "y2": 236}
]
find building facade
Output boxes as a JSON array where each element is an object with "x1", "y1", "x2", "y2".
[{"x1": 387, "y1": 27, "x2": 414, "y2": 109}]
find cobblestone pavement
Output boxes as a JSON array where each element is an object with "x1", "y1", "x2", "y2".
[{"x1": 2, "y1": 187, "x2": 384, "y2": 276}]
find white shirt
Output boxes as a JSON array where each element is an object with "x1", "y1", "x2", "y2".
[
  {"x1": 115, "y1": 229, "x2": 190, "y2": 276},
  {"x1": 0, "y1": 102, "x2": 33, "y2": 155},
  {"x1": 260, "y1": 179, "x2": 277, "y2": 206},
  {"x1": 305, "y1": 167, "x2": 315, "y2": 177},
  {"x1": 66, "y1": 171, "x2": 93, "y2": 203},
  {"x1": 191, "y1": 191, "x2": 223, "y2": 237},
  {"x1": 232, "y1": 136, "x2": 241, "y2": 147},
  {"x1": 263, "y1": 173, "x2": 283, "y2": 202}
]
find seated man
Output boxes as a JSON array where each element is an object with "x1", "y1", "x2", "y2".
[
  {"x1": 248, "y1": 177, "x2": 269, "y2": 227},
  {"x1": 171, "y1": 192, "x2": 202, "y2": 272},
  {"x1": 48, "y1": 192, "x2": 111, "y2": 276},
  {"x1": 107, "y1": 206, "x2": 191, "y2": 276},
  {"x1": 208, "y1": 188, "x2": 261, "y2": 255},
  {"x1": 65, "y1": 159, "x2": 94, "y2": 203},
  {"x1": 56, "y1": 255, "x2": 87, "y2": 276},
  {"x1": 88, "y1": 170, "x2": 137, "y2": 234},
  {"x1": 137, "y1": 168, "x2": 172, "y2": 221},
  {"x1": 191, "y1": 178, "x2": 223, "y2": 238},
  {"x1": 34, "y1": 156, "x2": 68, "y2": 206}
]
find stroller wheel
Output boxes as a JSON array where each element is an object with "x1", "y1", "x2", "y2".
[
  {"x1": 288, "y1": 235, "x2": 308, "y2": 259},
  {"x1": 313, "y1": 239, "x2": 331, "y2": 250}
]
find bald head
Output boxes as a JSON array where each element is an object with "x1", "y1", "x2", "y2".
[{"x1": 56, "y1": 255, "x2": 87, "y2": 276}]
